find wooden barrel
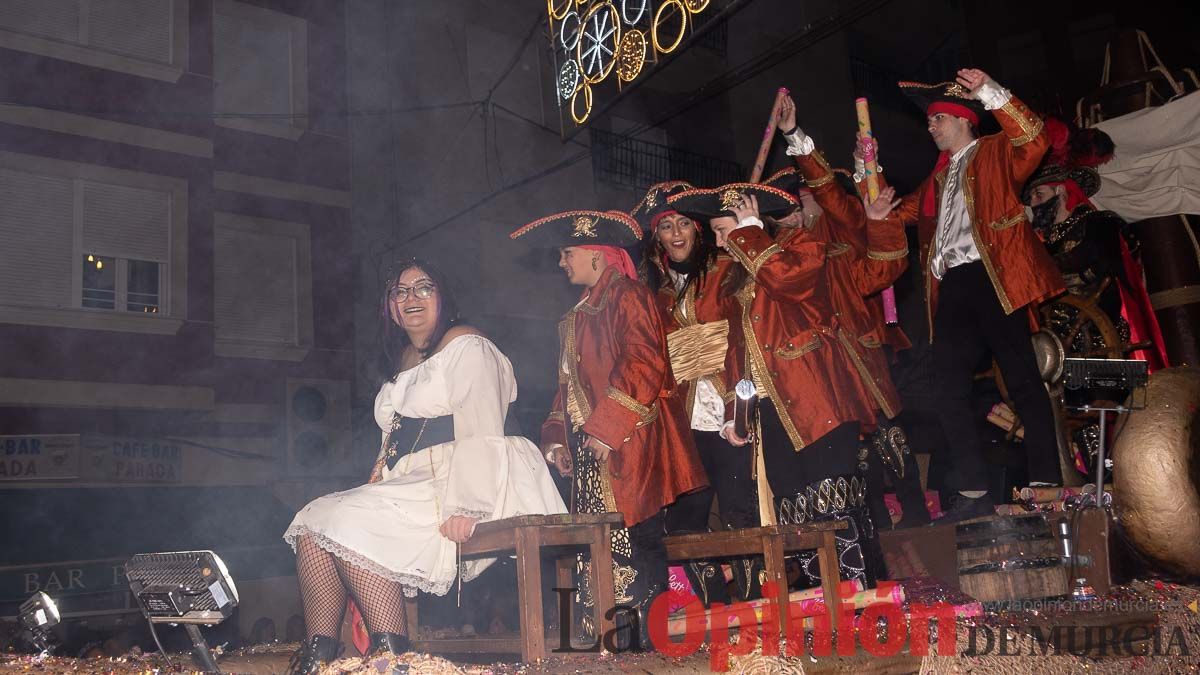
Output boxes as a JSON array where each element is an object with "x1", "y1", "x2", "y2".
[{"x1": 955, "y1": 514, "x2": 1070, "y2": 603}]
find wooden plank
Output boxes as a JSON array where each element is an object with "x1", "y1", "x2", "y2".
[
  {"x1": 514, "y1": 527, "x2": 547, "y2": 662},
  {"x1": 591, "y1": 525, "x2": 617, "y2": 645},
  {"x1": 817, "y1": 529, "x2": 842, "y2": 627},
  {"x1": 760, "y1": 531, "x2": 790, "y2": 638},
  {"x1": 411, "y1": 636, "x2": 523, "y2": 654}
]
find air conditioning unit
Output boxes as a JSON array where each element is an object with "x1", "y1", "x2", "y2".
[{"x1": 285, "y1": 379, "x2": 352, "y2": 477}]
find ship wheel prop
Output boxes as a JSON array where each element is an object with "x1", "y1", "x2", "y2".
[{"x1": 976, "y1": 278, "x2": 1154, "y2": 486}]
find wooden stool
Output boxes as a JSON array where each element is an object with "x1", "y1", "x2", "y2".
[
  {"x1": 410, "y1": 512, "x2": 625, "y2": 662},
  {"x1": 664, "y1": 522, "x2": 847, "y2": 634}
]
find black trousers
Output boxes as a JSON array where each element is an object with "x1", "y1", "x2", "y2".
[
  {"x1": 932, "y1": 261, "x2": 1061, "y2": 490},
  {"x1": 664, "y1": 430, "x2": 759, "y2": 534},
  {"x1": 759, "y1": 399, "x2": 860, "y2": 498}
]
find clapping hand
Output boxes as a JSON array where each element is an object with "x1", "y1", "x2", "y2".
[{"x1": 863, "y1": 186, "x2": 901, "y2": 220}]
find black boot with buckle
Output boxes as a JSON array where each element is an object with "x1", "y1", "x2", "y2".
[
  {"x1": 368, "y1": 632, "x2": 412, "y2": 657},
  {"x1": 776, "y1": 475, "x2": 883, "y2": 588},
  {"x1": 287, "y1": 635, "x2": 341, "y2": 675}
]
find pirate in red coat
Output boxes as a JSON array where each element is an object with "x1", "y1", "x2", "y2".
[
  {"x1": 764, "y1": 98, "x2": 931, "y2": 530},
  {"x1": 670, "y1": 183, "x2": 884, "y2": 587},
  {"x1": 510, "y1": 209, "x2": 707, "y2": 648},
  {"x1": 633, "y1": 181, "x2": 762, "y2": 604},
  {"x1": 873, "y1": 68, "x2": 1064, "y2": 521}
]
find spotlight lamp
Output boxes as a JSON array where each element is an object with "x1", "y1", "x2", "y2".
[
  {"x1": 125, "y1": 550, "x2": 239, "y2": 673},
  {"x1": 18, "y1": 591, "x2": 60, "y2": 653}
]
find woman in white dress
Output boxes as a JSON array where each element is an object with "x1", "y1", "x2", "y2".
[{"x1": 282, "y1": 259, "x2": 566, "y2": 673}]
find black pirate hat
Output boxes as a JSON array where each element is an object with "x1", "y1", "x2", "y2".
[
  {"x1": 630, "y1": 180, "x2": 695, "y2": 232},
  {"x1": 667, "y1": 182, "x2": 799, "y2": 221},
  {"x1": 1021, "y1": 164, "x2": 1101, "y2": 205},
  {"x1": 509, "y1": 209, "x2": 642, "y2": 248},
  {"x1": 899, "y1": 80, "x2": 985, "y2": 126}
]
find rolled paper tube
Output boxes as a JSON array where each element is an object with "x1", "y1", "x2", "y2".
[
  {"x1": 748, "y1": 87, "x2": 790, "y2": 183},
  {"x1": 663, "y1": 579, "x2": 876, "y2": 637},
  {"x1": 1017, "y1": 485, "x2": 1110, "y2": 503},
  {"x1": 881, "y1": 287, "x2": 899, "y2": 325},
  {"x1": 854, "y1": 97, "x2": 880, "y2": 201}
]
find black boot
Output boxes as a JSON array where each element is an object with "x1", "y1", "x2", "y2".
[
  {"x1": 728, "y1": 555, "x2": 766, "y2": 601},
  {"x1": 776, "y1": 475, "x2": 883, "y2": 588},
  {"x1": 287, "y1": 635, "x2": 341, "y2": 675},
  {"x1": 682, "y1": 558, "x2": 731, "y2": 608},
  {"x1": 368, "y1": 632, "x2": 412, "y2": 657}
]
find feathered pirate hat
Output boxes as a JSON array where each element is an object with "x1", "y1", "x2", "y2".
[
  {"x1": 666, "y1": 182, "x2": 799, "y2": 222},
  {"x1": 630, "y1": 180, "x2": 695, "y2": 232},
  {"x1": 899, "y1": 79, "x2": 985, "y2": 126},
  {"x1": 509, "y1": 209, "x2": 642, "y2": 248}
]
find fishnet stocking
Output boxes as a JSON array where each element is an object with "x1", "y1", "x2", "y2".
[
  {"x1": 295, "y1": 534, "x2": 346, "y2": 640},
  {"x1": 332, "y1": 557, "x2": 408, "y2": 636}
]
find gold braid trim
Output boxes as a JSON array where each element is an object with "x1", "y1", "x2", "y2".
[
  {"x1": 1000, "y1": 100, "x2": 1044, "y2": 147},
  {"x1": 963, "y1": 164, "x2": 1015, "y2": 315},
  {"x1": 836, "y1": 329, "x2": 898, "y2": 419},
  {"x1": 867, "y1": 247, "x2": 909, "y2": 261},
  {"x1": 748, "y1": 244, "x2": 783, "y2": 276},
  {"x1": 738, "y1": 282, "x2": 807, "y2": 449},
  {"x1": 826, "y1": 242, "x2": 852, "y2": 258},
  {"x1": 546, "y1": 410, "x2": 566, "y2": 423},
  {"x1": 605, "y1": 386, "x2": 659, "y2": 426},
  {"x1": 562, "y1": 311, "x2": 592, "y2": 431},
  {"x1": 805, "y1": 150, "x2": 836, "y2": 188}
]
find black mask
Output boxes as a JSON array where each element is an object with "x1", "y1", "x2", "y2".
[{"x1": 1031, "y1": 195, "x2": 1060, "y2": 231}]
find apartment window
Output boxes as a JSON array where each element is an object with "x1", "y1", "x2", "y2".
[
  {"x1": 0, "y1": 152, "x2": 187, "y2": 334},
  {"x1": 0, "y1": 0, "x2": 188, "y2": 82},
  {"x1": 213, "y1": 213, "x2": 312, "y2": 361},
  {"x1": 213, "y1": 0, "x2": 308, "y2": 140}
]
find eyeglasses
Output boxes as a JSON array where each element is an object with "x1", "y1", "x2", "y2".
[{"x1": 388, "y1": 283, "x2": 436, "y2": 303}]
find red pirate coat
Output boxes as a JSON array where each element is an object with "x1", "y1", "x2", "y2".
[
  {"x1": 792, "y1": 151, "x2": 910, "y2": 422},
  {"x1": 719, "y1": 225, "x2": 878, "y2": 449},
  {"x1": 880, "y1": 93, "x2": 1064, "y2": 338},
  {"x1": 541, "y1": 266, "x2": 707, "y2": 527}
]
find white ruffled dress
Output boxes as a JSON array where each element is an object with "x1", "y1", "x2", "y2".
[{"x1": 283, "y1": 334, "x2": 567, "y2": 596}]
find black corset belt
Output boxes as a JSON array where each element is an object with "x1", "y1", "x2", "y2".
[{"x1": 384, "y1": 415, "x2": 454, "y2": 470}]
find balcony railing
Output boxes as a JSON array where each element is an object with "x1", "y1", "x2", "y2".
[{"x1": 590, "y1": 129, "x2": 744, "y2": 191}]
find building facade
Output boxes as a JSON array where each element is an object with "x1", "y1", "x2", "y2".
[{"x1": 0, "y1": 0, "x2": 354, "y2": 643}]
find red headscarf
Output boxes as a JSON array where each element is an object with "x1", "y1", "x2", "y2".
[
  {"x1": 921, "y1": 104, "x2": 978, "y2": 217},
  {"x1": 576, "y1": 244, "x2": 637, "y2": 280},
  {"x1": 1043, "y1": 179, "x2": 1092, "y2": 212}
]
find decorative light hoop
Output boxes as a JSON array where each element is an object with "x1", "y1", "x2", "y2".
[
  {"x1": 558, "y1": 59, "x2": 581, "y2": 100},
  {"x1": 548, "y1": 0, "x2": 572, "y2": 21},
  {"x1": 651, "y1": 0, "x2": 688, "y2": 54},
  {"x1": 684, "y1": 0, "x2": 710, "y2": 13},
  {"x1": 577, "y1": 1, "x2": 621, "y2": 85},
  {"x1": 570, "y1": 81, "x2": 593, "y2": 124},
  {"x1": 559, "y1": 10, "x2": 582, "y2": 51},
  {"x1": 620, "y1": 0, "x2": 649, "y2": 25},
  {"x1": 616, "y1": 29, "x2": 646, "y2": 83}
]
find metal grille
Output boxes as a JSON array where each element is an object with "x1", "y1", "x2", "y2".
[
  {"x1": 125, "y1": 552, "x2": 218, "y2": 611},
  {"x1": 590, "y1": 129, "x2": 744, "y2": 191}
]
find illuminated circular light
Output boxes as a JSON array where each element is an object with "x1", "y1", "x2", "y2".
[
  {"x1": 558, "y1": 59, "x2": 580, "y2": 100},
  {"x1": 548, "y1": 0, "x2": 571, "y2": 21},
  {"x1": 570, "y1": 81, "x2": 593, "y2": 124},
  {"x1": 652, "y1": 0, "x2": 687, "y2": 54},
  {"x1": 616, "y1": 29, "x2": 646, "y2": 83},
  {"x1": 559, "y1": 10, "x2": 581, "y2": 51},
  {"x1": 684, "y1": 0, "x2": 710, "y2": 12},
  {"x1": 576, "y1": 2, "x2": 620, "y2": 84},
  {"x1": 621, "y1": 0, "x2": 648, "y2": 25}
]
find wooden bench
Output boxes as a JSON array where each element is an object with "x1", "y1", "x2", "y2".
[
  {"x1": 409, "y1": 512, "x2": 626, "y2": 662},
  {"x1": 663, "y1": 522, "x2": 847, "y2": 634}
]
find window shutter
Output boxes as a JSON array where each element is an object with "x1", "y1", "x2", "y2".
[
  {"x1": 0, "y1": 0, "x2": 81, "y2": 43},
  {"x1": 89, "y1": 0, "x2": 173, "y2": 64},
  {"x1": 0, "y1": 169, "x2": 75, "y2": 309},
  {"x1": 214, "y1": 226, "x2": 297, "y2": 344},
  {"x1": 81, "y1": 181, "x2": 170, "y2": 263},
  {"x1": 213, "y1": 6, "x2": 293, "y2": 118}
]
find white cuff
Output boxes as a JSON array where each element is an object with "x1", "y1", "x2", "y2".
[
  {"x1": 783, "y1": 128, "x2": 815, "y2": 156},
  {"x1": 737, "y1": 216, "x2": 764, "y2": 230},
  {"x1": 977, "y1": 80, "x2": 1012, "y2": 110},
  {"x1": 591, "y1": 436, "x2": 613, "y2": 451},
  {"x1": 544, "y1": 443, "x2": 564, "y2": 462}
]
